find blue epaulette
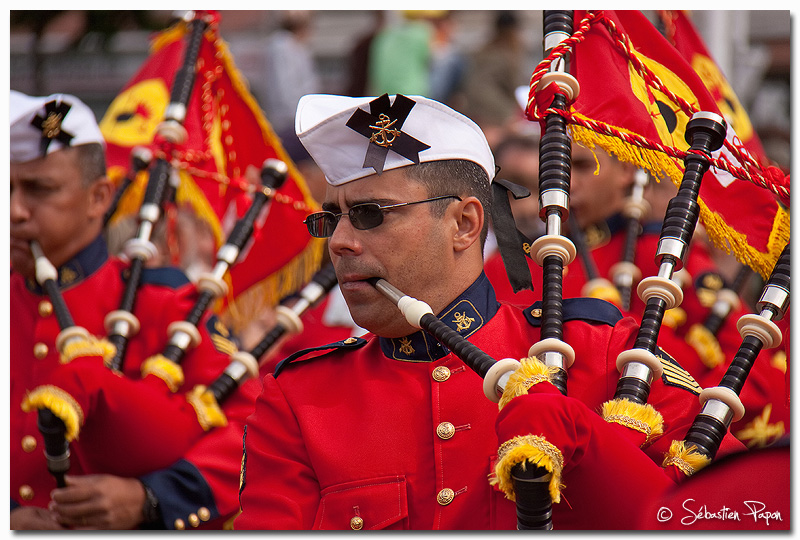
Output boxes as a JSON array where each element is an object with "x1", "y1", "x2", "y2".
[
  {"x1": 274, "y1": 337, "x2": 368, "y2": 378},
  {"x1": 137, "y1": 267, "x2": 191, "y2": 289},
  {"x1": 524, "y1": 297, "x2": 624, "y2": 327},
  {"x1": 641, "y1": 221, "x2": 663, "y2": 235}
]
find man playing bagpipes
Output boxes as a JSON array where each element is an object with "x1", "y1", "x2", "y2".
[
  {"x1": 10, "y1": 91, "x2": 258, "y2": 530},
  {"x1": 234, "y1": 92, "x2": 745, "y2": 530}
]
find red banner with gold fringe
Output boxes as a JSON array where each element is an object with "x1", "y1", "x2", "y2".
[
  {"x1": 528, "y1": 10, "x2": 788, "y2": 279},
  {"x1": 99, "y1": 11, "x2": 323, "y2": 332}
]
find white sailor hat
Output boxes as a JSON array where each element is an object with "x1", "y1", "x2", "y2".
[
  {"x1": 10, "y1": 90, "x2": 105, "y2": 163},
  {"x1": 295, "y1": 93, "x2": 495, "y2": 186}
]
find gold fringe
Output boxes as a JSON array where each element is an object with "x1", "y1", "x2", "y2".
[
  {"x1": 21, "y1": 385, "x2": 84, "y2": 442},
  {"x1": 570, "y1": 121, "x2": 790, "y2": 280},
  {"x1": 186, "y1": 385, "x2": 228, "y2": 431},
  {"x1": 220, "y1": 239, "x2": 326, "y2": 334},
  {"x1": 60, "y1": 336, "x2": 117, "y2": 365},
  {"x1": 662, "y1": 440, "x2": 711, "y2": 477},
  {"x1": 662, "y1": 307, "x2": 687, "y2": 329},
  {"x1": 498, "y1": 357, "x2": 560, "y2": 411},
  {"x1": 150, "y1": 20, "x2": 187, "y2": 53},
  {"x1": 141, "y1": 354, "x2": 185, "y2": 393},
  {"x1": 602, "y1": 398, "x2": 664, "y2": 446},
  {"x1": 490, "y1": 435, "x2": 564, "y2": 503},
  {"x1": 685, "y1": 323, "x2": 724, "y2": 368}
]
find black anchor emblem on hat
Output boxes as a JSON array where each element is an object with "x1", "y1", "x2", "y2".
[
  {"x1": 31, "y1": 99, "x2": 75, "y2": 157},
  {"x1": 346, "y1": 94, "x2": 431, "y2": 175}
]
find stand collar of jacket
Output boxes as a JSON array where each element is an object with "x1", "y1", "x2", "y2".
[
  {"x1": 379, "y1": 272, "x2": 500, "y2": 362},
  {"x1": 26, "y1": 235, "x2": 108, "y2": 293}
]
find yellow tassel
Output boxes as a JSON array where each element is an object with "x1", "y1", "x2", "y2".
[
  {"x1": 662, "y1": 440, "x2": 711, "y2": 477},
  {"x1": 661, "y1": 307, "x2": 687, "y2": 329},
  {"x1": 60, "y1": 336, "x2": 117, "y2": 365},
  {"x1": 584, "y1": 280, "x2": 622, "y2": 306},
  {"x1": 20, "y1": 385, "x2": 84, "y2": 442},
  {"x1": 490, "y1": 435, "x2": 564, "y2": 503},
  {"x1": 498, "y1": 357, "x2": 560, "y2": 411},
  {"x1": 141, "y1": 354, "x2": 185, "y2": 393},
  {"x1": 685, "y1": 324, "x2": 724, "y2": 368},
  {"x1": 602, "y1": 398, "x2": 664, "y2": 446},
  {"x1": 186, "y1": 385, "x2": 228, "y2": 431}
]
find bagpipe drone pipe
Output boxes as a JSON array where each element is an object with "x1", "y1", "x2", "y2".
[{"x1": 662, "y1": 243, "x2": 789, "y2": 479}]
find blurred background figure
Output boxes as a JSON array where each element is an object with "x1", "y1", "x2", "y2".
[
  {"x1": 258, "y1": 11, "x2": 321, "y2": 141},
  {"x1": 367, "y1": 10, "x2": 438, "y2": 96},
  {"x1": 460, "y1": 11, "x2": 529, "y2": 148}
]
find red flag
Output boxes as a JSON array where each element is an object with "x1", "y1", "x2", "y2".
[
  {"x1": 529, "y1": 10, "x2": 788, "y2": 279},
  {"x1": 657, "y1": 10, "x2": 770, "y2": 167},
  {"x1": 99, "y1": 12, "x2": 324, "y2": 332}
]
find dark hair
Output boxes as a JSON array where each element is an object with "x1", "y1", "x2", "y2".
[
  {"x1": 402, "y1": 159, "x2": 492, "y2": 248},
  {"x1": 72, "y1": 143, "x2": 107, "y2": 186}
]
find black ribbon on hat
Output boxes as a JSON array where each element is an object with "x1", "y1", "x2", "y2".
[
  {"x1": 31, "y1": 100, "x2": 75, "y2": 157},
  {"x1": 491, "y1": 178, "x2": 534, "y2": 293},
  {"x1": 345, "y1": 94, "x2": 431, "y2": 175}
]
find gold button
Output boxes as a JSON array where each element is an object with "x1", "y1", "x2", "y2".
[
  {"x1": 19, "y1": 485, "x2": 34, "y2": 501},
  {"x1": 21, "y1": 436, "x2": 37, "y2": 452},
  {"x1": 197, "y1": 507, "x2": 211, "y2": 521},
  {"x1": 432, "y1": 366, "x2": 451, "y2": 382},
  {"x1": 38, "y1": 300, "x2": 53, "y2": 317},
  {"x1": 531, "y1": 308, "x2": 542, "y2": 318},
  {"x1": 188, "y1": 513, "x2": 200, "y2": 528},
  {"x1": 437, "y1": 488, "x2": 455, "y2": 505},
  {"x1": 344, "y1": 337, "x2": 357, "y2": 344},
  {"x1": 33, "y1": 343, "x2": 49, "y2": 359},
  {"x1": 436, "y1": 422, "x2": 456, "y2": 440},
  {"x1": 350, "y1": 516, "x2": 364, "y2": 530},
  {"x1": 174, "y1": 519, "x2": 185, "y2": 530}
]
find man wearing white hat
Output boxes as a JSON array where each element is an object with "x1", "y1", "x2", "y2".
[
  {"x1": 10, "y1": 91, "x2": 256, "y2": 530},
  {"x1": 236, "y1": 94, "x2": 745, "y2": 530}
]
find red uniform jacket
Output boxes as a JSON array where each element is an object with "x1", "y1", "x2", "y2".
[
  {"x1": 10, "y1": 236, "x2": 258, "y2": 529},
  {"x1": 236, "y1": 273, "x2": 744, "y2": 530}
]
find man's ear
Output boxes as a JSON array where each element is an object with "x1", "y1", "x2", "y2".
[
  {"x1": 87, "y1": 176, "x2": 115, "y2": 219},
  {"x1": 452, "y1": 196, "x2": 483, "y2": 253}
]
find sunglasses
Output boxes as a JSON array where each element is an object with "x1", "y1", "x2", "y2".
[{"x1": 304, "y1": 195, "x2": 462, "y2": 238}]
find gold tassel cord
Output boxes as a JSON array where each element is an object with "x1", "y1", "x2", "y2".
[
  {"x1": 602, "y1": 398, "x2": 664, "y2": 446},
  {"x1": 60, "y1": 336, "x2": 117, "y2": 365},
  {"x1": 491, "y1": 435, "x2": 564, "y2": 503},
  {"x1": 141, "y1": 354, "x2": 186, "y2": 393},
  {"x1": 186, "y1": 385, "x2": 228, "y2": 431},
  {"x1": 662, "y1": 440, "x2": 711, "y2": 477},
  {"x1": 21, "y1": 385, "x2": 85, "y2": 442},
  {"x1": 498, "y1": 357, "x2": 561, "y2": 410}
]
